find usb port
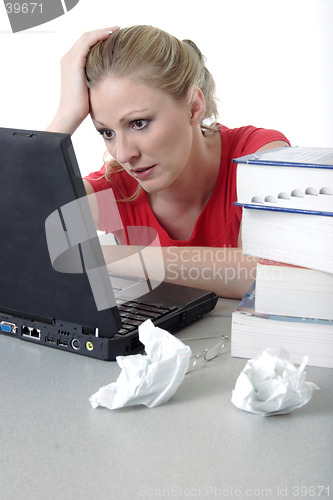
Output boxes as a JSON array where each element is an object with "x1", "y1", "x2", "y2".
[
  {"x1": 57, "y1": 339, "x2": 69, "y2": 347},
  {"x1": 45, "y1": 337, "x2": 57, "y2": 344}
]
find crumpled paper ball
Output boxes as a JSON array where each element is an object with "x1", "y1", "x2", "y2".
[
  {"x1": 89, "y1": 319, "x2": 192, "y2": 410},
  {"x1": 231, "y1": 348, "x2": 319, "y2": 416}
]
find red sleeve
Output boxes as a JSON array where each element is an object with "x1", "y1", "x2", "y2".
[{"x1": 220, "y1": 125, "x2": 290, "y2": 158}]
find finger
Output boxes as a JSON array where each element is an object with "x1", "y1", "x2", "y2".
[
  {"x1": 79, "y1": 26, "x2": 120, "y2": 48},
  {"x1": 67, "y1": 27, "x2": 120, "y2": 66}
]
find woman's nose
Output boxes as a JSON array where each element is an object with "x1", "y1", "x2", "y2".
[{"x1": 112, "y1": 135, "x2": 140, "y2": 165}]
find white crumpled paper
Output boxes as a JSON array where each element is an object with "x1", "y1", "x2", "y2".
[
  {"x1": 89, "y1": 320, "x2": 192, "y2": 410},
  {"x1": 231, "y1": 348, "x2": 319, "y2": 416}
]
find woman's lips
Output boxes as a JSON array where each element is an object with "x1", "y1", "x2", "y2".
[{"x1": 131, "y1": 165, "x2": 157, "y2": 180}]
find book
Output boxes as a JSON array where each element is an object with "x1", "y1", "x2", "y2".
[
  {"x1": 234, "y1": 203, "x2": 333, "y2": 273},
  {"x1": 233, "y1": 146, "x2": 333, "y2": 212},
  {"x1": 255, "y1": 260, "x2": 333, "y2": 321},
  {"x1": 231, "y1": 282, "x2": 333, "y2": 368}
]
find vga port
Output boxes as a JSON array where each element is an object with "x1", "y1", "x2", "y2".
[{"x1": 1, "y1": 321, "x2": 18, "y2": 334}]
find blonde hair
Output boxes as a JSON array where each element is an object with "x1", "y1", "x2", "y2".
[{"x1": 85, "y1": 25, "x2": 218, "y2": 200}]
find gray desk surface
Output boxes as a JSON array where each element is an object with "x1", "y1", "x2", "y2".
[{"x1": 1, "y1": 299, "x2": 332, "y2": 500}]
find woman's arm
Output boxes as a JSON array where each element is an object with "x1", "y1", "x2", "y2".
[
  {"x1": 102, "y1": 244, "x2": 257, "y2": 299},
  {"x1": 256, "y1": 140, "x2": 290, "y2": 152},
  {"x1": 162, "y1": 246, "x2": 257, "y2": 298},
  {"x1": 46, "y1": 27, "x2": 119, "y2": 135}
]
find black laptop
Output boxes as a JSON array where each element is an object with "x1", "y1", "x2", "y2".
[{"x1": 0, "y1": 127, "x2": 218, "y2": 360}]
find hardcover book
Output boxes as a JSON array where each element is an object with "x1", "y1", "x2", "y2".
[
  {"x1": 255, "y1": 260, "x2": 333, "y2": 321},
  {"x1": 234, "y1": 203, "x2": 333, "y2": 273},
  {"x1": 231, "y1": 283, "x2": 333, "y2": 368},
  {"x1": 234, "y1": 146, "x2": 333, "y2": 212}
]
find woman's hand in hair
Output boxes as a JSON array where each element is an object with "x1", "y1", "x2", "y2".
[{"x1": 46, "y1": 27, "x2": 119, "y2": 135}]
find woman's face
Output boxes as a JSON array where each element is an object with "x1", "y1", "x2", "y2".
[{"x1": 89, "y1": 76, "x2": 196, "y2": 193}]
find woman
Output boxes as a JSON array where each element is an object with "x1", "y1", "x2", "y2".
[{"x1": 47, "y1": 25, "x2": 290, "y2": 298}]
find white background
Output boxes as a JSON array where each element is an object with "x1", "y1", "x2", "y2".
[{"x1": 1, "y1": 0, "x2": 332, "y2": 177}]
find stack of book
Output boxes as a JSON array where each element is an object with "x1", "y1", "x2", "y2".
[{"x1": 231, "y1": 147, "x2": 333, "y2": 368}]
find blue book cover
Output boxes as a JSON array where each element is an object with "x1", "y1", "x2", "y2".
[
  {"x1": 234, "y1": 202, "x2": 333, "y2": 217},
  {"x1": 233, "y1": 146, "x2": 333, "y2": 169}
]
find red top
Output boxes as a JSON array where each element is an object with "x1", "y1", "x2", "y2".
[{"x1": 84, "y1": 125, "x2": 290, "y2": 247}]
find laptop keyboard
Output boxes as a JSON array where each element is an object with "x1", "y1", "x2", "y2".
[{"x1": 116, "y1": 300, "x2": 177, "y2": 336}]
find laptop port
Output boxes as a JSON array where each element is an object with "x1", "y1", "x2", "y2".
[
  {"x1": 30, "y1": 328, "x2": 41, "y2": 339},
  {"x1": 86, "y1": 341, "x2": 94, "y2": 352},
  {"x1": 45, "y1": 337, "x2": 57, "y2": 344},
  {"x1": 71, "y1": 338, "x2": 81, "y2": 350},
  {"x1": 22, "y1": 325, "x2": 41, "y2": 340},
  {"x1": 22, "y1": 326, "x2": 30, "y2": 336},
  {"x1": 57, "y1": 339, "x2": 69, "y2": 347},
  {"x1": 1, "y1": 321, "x2": 18, "y2": 334}
]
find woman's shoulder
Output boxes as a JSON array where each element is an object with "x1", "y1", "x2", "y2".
[{"x1": 219, "y1": 124, "x2": 290, "y2": 157}]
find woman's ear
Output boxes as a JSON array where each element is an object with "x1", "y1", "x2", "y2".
[{"x1": 188, "y1": 87, "x2": 206, "y2": 125}]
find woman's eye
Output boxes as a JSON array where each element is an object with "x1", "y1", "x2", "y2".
[
  {"x1": 131, "y1": 119, "x2": 148, "y2": 130},
  {"x1": 100, "y1": 129, "x2": 114, "y2": 141}
]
